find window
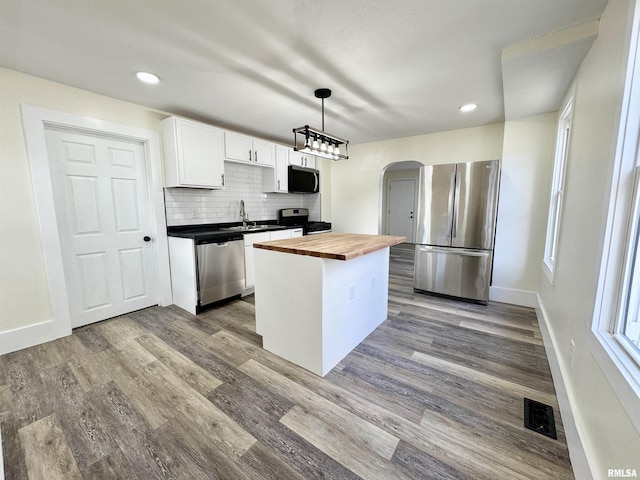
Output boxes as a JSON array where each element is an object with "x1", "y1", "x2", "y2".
[
  {"x1": 542, "y1": 99, "x2": 573, "y2": 284},
  {"x1": 614, "y1": 166, "x2": 640, "y2": 367},
  {"x1": 591, "y1": 6, "x2": 640, "y2": 429}
]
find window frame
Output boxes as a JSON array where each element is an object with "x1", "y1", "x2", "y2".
[
  {"x1": 591, "y1": 0, "x2": 640, "y2": 431},
  {"x1": 542, "y1": 98, "x2": 574, "y2": 285},
  {"x1": 614, "y1": 165, "x2": 640, "y2": 366}
]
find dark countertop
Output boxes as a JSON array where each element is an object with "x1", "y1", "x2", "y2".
[{"x1": 167, "y1": 221, "x2": 292, "y2": 243}]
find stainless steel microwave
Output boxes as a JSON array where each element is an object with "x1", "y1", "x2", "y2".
[{"x1": 288, "y1": 165, "x2": 319, "y2": 193}]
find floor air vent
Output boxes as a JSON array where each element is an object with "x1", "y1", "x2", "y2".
[{"x1": 523, "y1": 398, "x2": 557, "y2": 439}]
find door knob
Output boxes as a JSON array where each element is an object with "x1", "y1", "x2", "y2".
[{"x1": 143, "y1": 236, "x2": 151, "y2": 242}]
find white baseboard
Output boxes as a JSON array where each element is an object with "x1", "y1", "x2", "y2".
[
  {"x1": 0, "y1": 318, "x2": 70, "y2": 355},
  {"x1": 489, "y1": 286, "x2": 537, "y2": 307},
  {"x1": 535, "y1": 296, "x2": 593, "y2": 480},
  {"x1": 0, "y1": 423, "x2": 4, "y2": 480}
]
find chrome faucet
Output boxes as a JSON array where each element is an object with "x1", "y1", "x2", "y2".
[{"x1": 240, "y1": 200, "x2": 248, "y2": 227}]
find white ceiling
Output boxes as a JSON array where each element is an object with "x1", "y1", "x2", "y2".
[{"x1": 0, "y1": 0, "x2": 608, "y2": 145}]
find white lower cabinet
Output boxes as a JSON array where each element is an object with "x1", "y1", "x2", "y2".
[
  {"x1": 244, "y1": 232, "x2": 270, "y2": 290},
  {"x1": 168, "y1": 237, "x2": 198, "y2": 314},
  {"x1": 268, "y1": 229, "x2": 292, "y2": 241},
  {"x1": 244, "y1": 229, "x2": 299, "y2": 289}
]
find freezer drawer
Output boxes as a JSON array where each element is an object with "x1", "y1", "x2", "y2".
[{"x1": 413, "y1": 245, "x2": 492, "y2": 302}]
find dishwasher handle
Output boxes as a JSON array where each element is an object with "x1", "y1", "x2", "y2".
[{"x1": 196, "y1": 234, "x2": 243, "y2": 245}]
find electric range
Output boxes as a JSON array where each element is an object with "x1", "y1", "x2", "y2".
[{"x1": 278, "y1": 208, "x2": 332, "y2": 235}]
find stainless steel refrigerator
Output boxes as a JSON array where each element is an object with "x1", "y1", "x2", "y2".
[{"x1": 413, "y1": 159, "x2": 500, "y2": 303}]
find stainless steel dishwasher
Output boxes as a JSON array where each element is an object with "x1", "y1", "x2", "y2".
[{"x1": 196, "y1": 234, "x2": 245, "y2": 311}]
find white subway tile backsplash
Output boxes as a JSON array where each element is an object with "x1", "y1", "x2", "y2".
[{"x1": 164, "y1": 162, "x2": 321, "y2": 226}]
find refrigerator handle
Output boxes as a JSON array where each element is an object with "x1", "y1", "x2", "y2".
[
  {"x1": 447, "y1": 171, "x2": 456, "y2": 239},
  {"x1": 452, "y1": 170, "x2": 461, "y2": 238},
  {"x1": 417, "y1": 245, "x2": 490, "y2": 257}
]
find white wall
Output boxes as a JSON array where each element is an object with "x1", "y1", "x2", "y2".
[
  {"x1": 492, "y1": 113, "x2": 556, "y2": 306},
  {"x1": 537, "y1": 0, "x2": 640, "y2": 476},
  {"x1": 330, "y1": 124, "x2": 505, "y2": 234},
  {"x1": 0, "y1": 67, "x2": 166, "y2": 333}
]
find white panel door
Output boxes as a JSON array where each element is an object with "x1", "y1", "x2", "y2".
[
  {"x1": 387, "y1": 179, "x2": 417, "y2": 242},
  {"x1": 45, "y1": 126, "x2": 157, "y2": 327}
]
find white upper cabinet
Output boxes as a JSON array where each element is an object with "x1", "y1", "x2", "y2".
[
  {"x1": 161, "y1": 117, "x2": 225, "y2": 189},
  {"x1": 263, "y1": 145, "x2": 289, "y2": 193},
  {"x1": 225, "y1": 131, "x2": 275, "y2": 167},
  {"x1": 289, "y1": 150, "x2": 315, "y2": 169}
]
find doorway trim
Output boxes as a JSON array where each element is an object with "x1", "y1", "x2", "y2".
[
  {"x1": 378, "y1": 160, "x2": 423, "y2": 239},
  {"x1": 5, "y1": 105, "x2": 172, "y2": 354}
]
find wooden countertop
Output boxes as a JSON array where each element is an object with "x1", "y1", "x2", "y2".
[{"x1": 253, "y1": 232, "x2": 406, "y2": 261}]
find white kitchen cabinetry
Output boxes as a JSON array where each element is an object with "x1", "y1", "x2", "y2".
[
  {"x1": 244, "y1": 229, "x2": 300, "y2": 289},
  {"x1": 263, "y1": 145, "x2": 289, "y2": 193},
  {"x1": 268, "y1": 229, "x2": 292, "y2": 241},
  {"x1": 161, "y1": 117, "x2": 225, "y2": 189},
  {"x1": 225, "y1": 131, "x2": 275, "y2": 167},
  {"x1": 168, "y1": 237, "x2": 198, "y2": 314},
  {"x1": 244, "y1": 232, "x2": 270, "y2": 290},
  {"x1": 290, "y1": 150, "x2": 315, "y2": 169}
]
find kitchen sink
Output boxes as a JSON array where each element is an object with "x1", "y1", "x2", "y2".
[{"x1": 218, "y1": 225, "x2": 283, "y2": 232}]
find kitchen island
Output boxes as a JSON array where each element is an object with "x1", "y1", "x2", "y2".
[{"x1": 253, "y1": 232, "x2": 405, "y2": 376}]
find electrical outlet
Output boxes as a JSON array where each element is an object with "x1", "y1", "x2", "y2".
[
  {"x1": 569, "y1": 339, "x2": 575, "y2": 364},
  {"x1": 349, "y1": 285, "x2": 356, "y2": 300},
  {"x1": 371, "y1": 277, "x2": 376, "y2": 290}
]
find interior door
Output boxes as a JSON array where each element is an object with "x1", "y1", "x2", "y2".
[
  {"x1": 452, "y1": 160, "x2": 500, "y2": 249},
  {"x1": 415, "y1": 164, "x2": 456, "y2": 246},
  {"x1": 387, "y1": 179, "x2": 416, "y2": 242},
  {"x1": 45, "y1": 126, "x2": 158, "y2": 327}
]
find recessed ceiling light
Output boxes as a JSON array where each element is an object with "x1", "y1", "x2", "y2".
[
  {"x1": 459, "y1": 103, "x2": 478, "y2": 113},
  {"x1": 135, "y1": 71, "x2": 160, "y2": 85}
]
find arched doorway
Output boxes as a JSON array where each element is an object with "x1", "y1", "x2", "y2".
[{"x1": 379, "y1": 161, "x2": 423, "y2": 242}]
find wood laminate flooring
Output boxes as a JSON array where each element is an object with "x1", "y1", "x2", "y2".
[{"x1": 1, "y1": 244, "x2": 574, "y2": 479}]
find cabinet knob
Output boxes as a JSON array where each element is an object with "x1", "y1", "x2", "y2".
[{"x1": 143, "y1": 236, "x2": 151, "y2": 242}]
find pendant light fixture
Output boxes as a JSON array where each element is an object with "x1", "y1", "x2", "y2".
[{"x1": 293, "y1": 88, "x2": 349, "y2": 161}]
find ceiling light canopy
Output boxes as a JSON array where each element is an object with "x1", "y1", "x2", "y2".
[
  {"x1": 293, "y1": 88, "x2": 349, "y2": 161},
  {"x1": 135, "y1": 71, "x2": 160, "y2": 85},
  {"x1": 459, "y1": 103, "x2": 478, "y2": 113}
]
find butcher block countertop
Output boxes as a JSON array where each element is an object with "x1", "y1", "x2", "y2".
[{"x1": 253, "y1": 232, "x2": 406, "y2": 261}]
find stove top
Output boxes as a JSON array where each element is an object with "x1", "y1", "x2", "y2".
[
  {"x1": 305, "y1": 221, "x2": 332, "y2": 234},
  {"x1": 278, "y1": 208, "x2": 331, "y2": 235}
]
